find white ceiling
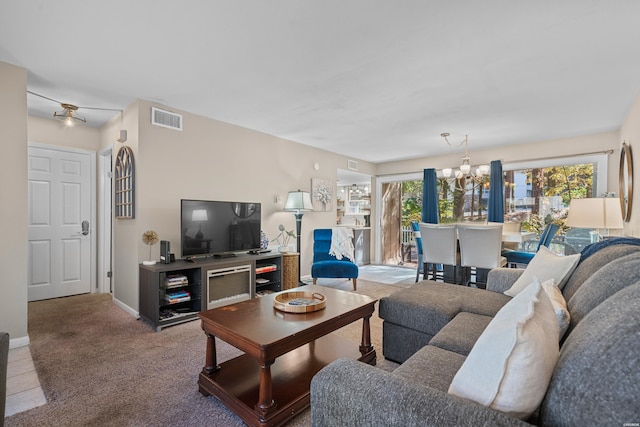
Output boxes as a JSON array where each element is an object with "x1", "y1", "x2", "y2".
[{"x1": 2, "y1": 1, "x2": 640, "y2": 163}]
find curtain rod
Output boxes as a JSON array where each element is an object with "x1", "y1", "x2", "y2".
[
  {"x1": 500, "y1": 149, "x2": 614, "y2": 165},
  {"x1": 377, "y1": 149, "x2": 615, "y2": 178}
]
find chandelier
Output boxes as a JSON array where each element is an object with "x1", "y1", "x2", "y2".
[{"x1": 440, "y1": 133, "x2": 490, "y2": 191}]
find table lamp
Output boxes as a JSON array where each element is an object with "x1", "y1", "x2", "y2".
[
  {"x1": 191, "y1": 209, "x2": 208, "y2": 239},
  {"x1": 284, "y1": 190, "x2": 314, "y2": 283},
  {"x1": 566, "y1": 198, "x2": 623, "y2": 242}
]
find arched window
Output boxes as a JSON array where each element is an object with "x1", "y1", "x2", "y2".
[{"x1": 115, "y1": 146, "x2": 135, "y2": 218}]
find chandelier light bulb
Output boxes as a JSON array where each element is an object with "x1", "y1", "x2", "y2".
[
  {"x1": 440, "y1": 133, "x2": 488, "y2": 191},
  {"x1": 65, "y1": 115, "x2": 75, "y2": 127}
]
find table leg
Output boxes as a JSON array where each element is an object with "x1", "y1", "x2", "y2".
[
  {"x1": 359, "y1": 314, "x2": 373, "y2": 355},
  {"x1": 202, "y1": 333, "x2": 220, "y2": 375},
  {"x1": 255, "y1": 358, "x2": 276, "y2": 417}
]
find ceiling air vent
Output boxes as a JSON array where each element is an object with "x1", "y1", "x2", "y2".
[
  {"x1": 151, "y1": 107, "x2": 182, "y2": 131},
  {"x1": 348, "y1": 159, "x2": 358, "y2": 171}
]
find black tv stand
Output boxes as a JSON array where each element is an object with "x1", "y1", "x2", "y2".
[{"x1": 214, "y1": 253, "x2": 237, "y2": 258}]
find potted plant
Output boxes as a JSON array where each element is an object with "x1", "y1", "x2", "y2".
[{"x1": 271, "y1": 224, "x2": 296, "y2": 253}]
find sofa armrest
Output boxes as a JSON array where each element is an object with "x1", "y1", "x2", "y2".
[
  {"x1": 311, "y1": 358, "x2": 529, "y2": 427},
  {"x1": 486, "y1": 268, "x2": 525, "y2": 293}
]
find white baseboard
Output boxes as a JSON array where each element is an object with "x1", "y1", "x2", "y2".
[
  {"x1": 9, "y1": 335, "x2": 30, "y2": 350},
  {"x1": 112, "y1": 296, "x2": 139, "y2": 318}
]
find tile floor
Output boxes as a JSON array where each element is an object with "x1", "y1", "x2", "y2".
[{"x1": 5, "y1": 345, "x2": 47, "y2": 418}]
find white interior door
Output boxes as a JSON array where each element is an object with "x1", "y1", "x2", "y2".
[{"x1": 28, "y1": 145, "x2": 94, "y2": 301}]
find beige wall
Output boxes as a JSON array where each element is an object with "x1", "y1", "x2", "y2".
[
  {"x1": 0, "y1": 62, "x2": 28, "y2": 344},
  {"x1": 104, "y1": 100, "x2": 375, "y2": 312},
  {"x1": 99, "y1": 102, "x2": 140, "y2": 311},
  {"x1": 619, "y1": 90, "x2": 640, "y2": 237},
  {"x1": 28, "y1": 116, "x2": 100, "y2": 151}
]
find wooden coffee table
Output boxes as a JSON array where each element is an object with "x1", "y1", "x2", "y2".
[{"x1": 198, "y1": 284, "x2": 377, "y2": 427}]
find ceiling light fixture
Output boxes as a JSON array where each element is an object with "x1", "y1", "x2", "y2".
[
  {"x1": 54, "y1": 103, "x2": 86, "y2": 127},
  {"x1": 27, "y1": 91, "x2": 122, "y2": 128},
  {"x1": 440, "y1": 132, "x2": 490, "y2": 191}
]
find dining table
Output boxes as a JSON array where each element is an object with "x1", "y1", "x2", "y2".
[{"x1": 501, "y1": 230, "x2": 537, "y2": 243}]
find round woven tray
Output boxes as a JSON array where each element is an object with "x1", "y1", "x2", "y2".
[{"x1": 273, "y1": 291, "x2": 326, "y2": 313}]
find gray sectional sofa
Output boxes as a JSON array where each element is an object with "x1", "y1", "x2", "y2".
[{"x1": 310, "y1": 239, "x2": 640, "y2": 426}]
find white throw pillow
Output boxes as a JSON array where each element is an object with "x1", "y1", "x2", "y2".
[
  {"x1": 504, "y1": 246, "x2": 580, "y2": 297},
  {"x1": 540, "y1": 278, "x2": 571, "y2": 339},
  {"x1": 448, "y1": 280, "x2": 560, "y2": 419}
]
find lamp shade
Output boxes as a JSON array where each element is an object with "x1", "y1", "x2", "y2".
[
  {"x1": 284, "y1": 190, "x2": 314, "y2": 212},
  {"x1": 191, "y1": 209, "x2": 208, "y2": 222},
  {"x1": 566, "y1": 198, "x2": 623, "y2": 229}
]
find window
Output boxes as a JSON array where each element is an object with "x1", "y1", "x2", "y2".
[
  {"x1": 376, "y1": 153, "x2": 609, "y2": 262},
  {"x1": 437, "y1": 176, "x2": 491, "y2": 223},
  {"x1": 504, "y1": 163, "x2": 595, "y2": 222},
  {"x1": 503, "y1": 154, "x2": 608, "y2": 253}
]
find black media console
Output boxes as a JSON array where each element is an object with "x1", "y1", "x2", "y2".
[{"x1": 139, "y1": 252, "x2": 282, "y2": 331}]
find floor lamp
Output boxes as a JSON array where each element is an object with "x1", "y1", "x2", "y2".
[
  {"x1": 284, "y1": 190, "x2": 314, "y2": 283},
  {"x1": 566, "y1": 198, "x2": 623, "y2": 242}
]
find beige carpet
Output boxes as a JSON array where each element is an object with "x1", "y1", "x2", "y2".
[{"x1": 5, "y1": 278, "x2": 407, "y2": 427}]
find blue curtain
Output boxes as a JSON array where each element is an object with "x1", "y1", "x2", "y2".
[
  {"x1": 422, "y1": 168, "x2": 439, "y2": 224},
  {"x1": 487, "y1": 160, "x2": 504, "y2": 222}
]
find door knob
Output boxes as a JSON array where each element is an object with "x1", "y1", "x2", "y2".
[{"x1": 81, "y1": 220, "x2": 90, "y2": 236}]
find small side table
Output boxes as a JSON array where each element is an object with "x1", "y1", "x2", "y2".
[{"x1": 282, "y1": 252, "x2": 300, "y2": 290}]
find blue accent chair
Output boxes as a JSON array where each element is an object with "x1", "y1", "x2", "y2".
[
  {"x1": 311, "y1": 229, "x2": 358, "y2": 290},
  {"x1": 410, "y1": 222, "x2": 424, "y2": 282},
  {"x1": 503, "y1": 223, "x2": 559, "y2": 267}
]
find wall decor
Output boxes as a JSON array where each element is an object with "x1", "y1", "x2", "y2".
[
  {"x1": 115, "y1": 146, "x2": 135, "y2": 218},
  {"x1": 142, "y1": 230, "x2": 159, "y2": 265},
  {"x1": 619, "y1": 142, "x2": 634, "y2": 222},
  {"x1": 312, "y1": 178, "x2": 333, "y2": 212}
]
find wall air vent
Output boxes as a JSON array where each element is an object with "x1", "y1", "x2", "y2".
[
  {"x1": 348, "y1": 159, "x2": 358, "y2": 171},
  {"x1": 151, "y1": 107, "x2": 182, "y2": 131}
]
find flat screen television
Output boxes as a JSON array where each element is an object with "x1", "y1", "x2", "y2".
[{"x1": 180, "y1": 199, "x2": 261, "y2": 258}]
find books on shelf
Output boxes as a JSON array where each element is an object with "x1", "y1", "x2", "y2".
[
  {"x1": 165, "y1": 274, "x2": 189, "y2": 288},
  {"x1": 159, "y1": 308, "x2": 196, "y2": 321},
  {"x1": 165, "y1": 290, "x2": 191, "y2": 304},
  {"x1": 255, "y1": 264, "x2": 277, "y2": 274}
]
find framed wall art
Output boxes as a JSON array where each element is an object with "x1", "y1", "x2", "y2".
[
  {"x1": 115, "y1": 146, "x2": 135, "y2": 219},
  {"x1": 311, "y1": 178, "x2": 333, "y2": 212}
]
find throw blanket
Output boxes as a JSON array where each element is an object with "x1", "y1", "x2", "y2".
[
  {"x1": 329, "y1": 227, "x2": 355, "y2": 261},
  {"x1": 579, "y1": 237, "x2": 640, "y2": 263}
]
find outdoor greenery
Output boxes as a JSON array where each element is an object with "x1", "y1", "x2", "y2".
[
  {"x1": 535, "y1": 164, "x2": 594, "y2": 203},
  {"x1": 400, "y1": 163, "x2": 595, "y2": 237},
  {"x1": 401, "y1": 180, "x2": 422, "y2": 227}
]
